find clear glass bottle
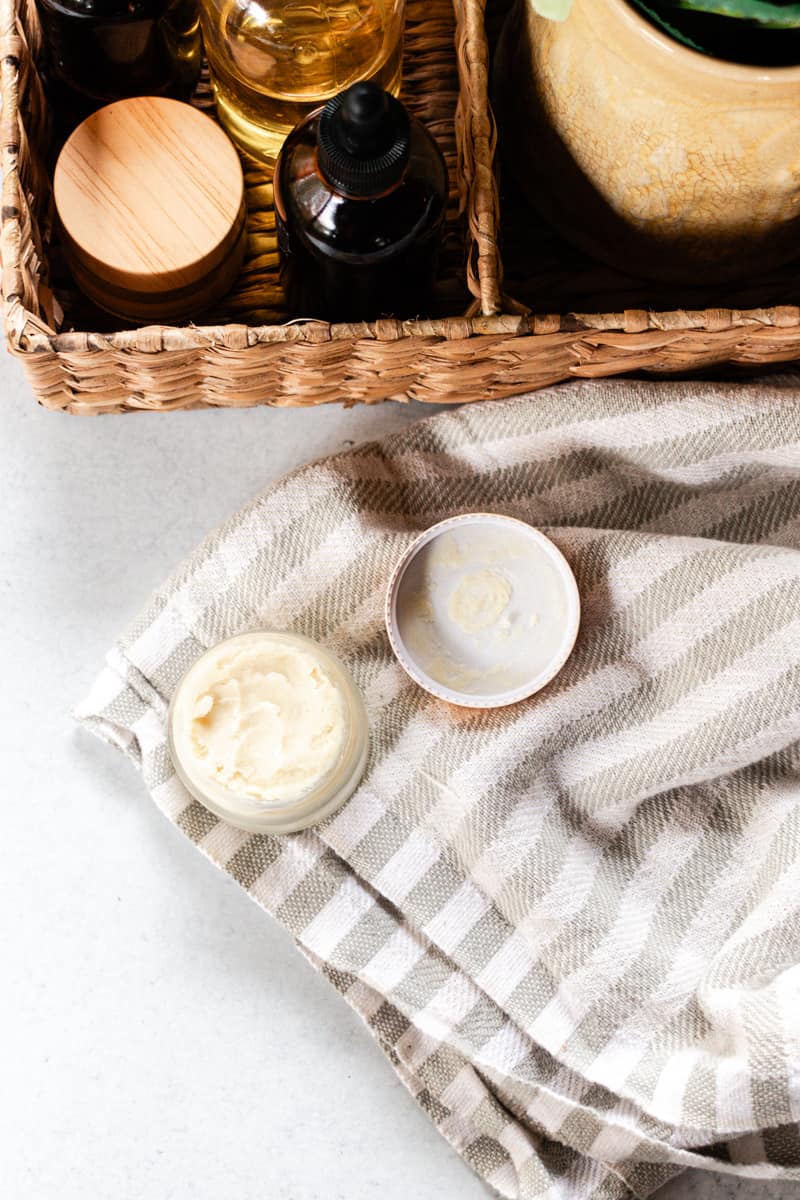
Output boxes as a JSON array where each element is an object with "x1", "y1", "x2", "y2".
[
  {"x1": 273, "y1": 82, "x2": 448, "y2": 321},
  {"x1": 199, "y1": 0, "x2": 405, "y2": 164}
]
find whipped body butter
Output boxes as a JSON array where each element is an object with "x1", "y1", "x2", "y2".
[
  {"x1": 169, "y1": 632, "x2": 368, "y2": 833},
  {"x1": 386, "y1": 515, "x2": 580, "y2": 708}
]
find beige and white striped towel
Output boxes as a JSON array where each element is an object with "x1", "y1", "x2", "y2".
[{"x1": 77, "y1": 377, "x2": 800, "y2": 1200}]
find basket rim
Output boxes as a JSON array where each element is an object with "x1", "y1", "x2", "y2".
[
  {"x1": 6, "y1": 306, "x2": 800, "y2": 359},
  {"x1": 1, "y1": 0, "x2": 36, "y2": 348}
]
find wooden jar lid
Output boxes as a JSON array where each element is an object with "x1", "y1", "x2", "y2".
[{"x1": 54, "y1": 96, "x2": 246, "y2": 323}]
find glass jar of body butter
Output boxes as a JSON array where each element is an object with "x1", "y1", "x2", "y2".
[{"x1": 168, "y1": 631, "x2": 369, "y2": 834}]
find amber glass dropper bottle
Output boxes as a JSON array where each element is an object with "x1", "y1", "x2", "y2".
[{"x1": 274, "y1": 82, "x2": 448, "y2": 323}]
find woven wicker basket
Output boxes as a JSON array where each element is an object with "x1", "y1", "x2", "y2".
[{"x1": 2, "y1": 0, "x2": 799, "y2": 412}]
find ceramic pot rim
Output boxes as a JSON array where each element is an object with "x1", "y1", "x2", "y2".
[{"x1": 579, "y1": 0, "x2": 800, "y2": 84}]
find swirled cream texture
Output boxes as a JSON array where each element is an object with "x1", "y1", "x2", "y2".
[
  {"x1": 176, "y1": 635, "x2": 347, "y2": 805},
  {"x1": 447, "y1": 569, "x2": 513, "y2": 634},
  {"x1": 394, "y1": 522, "x2": 574, "y2": 698}
]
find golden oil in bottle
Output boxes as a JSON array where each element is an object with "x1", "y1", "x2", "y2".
[{"x1": 201, "y1": 0, "x2": 405, "y2": 164}]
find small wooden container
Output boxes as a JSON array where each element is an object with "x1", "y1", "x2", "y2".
[{"x1": 53, "y1": 96, "x2": 247, "y2": 324}]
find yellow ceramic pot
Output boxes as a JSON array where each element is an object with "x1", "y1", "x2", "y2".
[{"x1": 494, "y1": 0, "x2": 800, "y2": 283}]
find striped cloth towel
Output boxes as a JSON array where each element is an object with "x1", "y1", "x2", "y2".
[{"x1": 77, "y1": 377, "x2": 800, "y2": 1200}]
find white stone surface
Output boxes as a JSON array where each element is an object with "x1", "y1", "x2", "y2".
[{"x1": 0, "y1": 354, "x2": 793, "y2": 1200}]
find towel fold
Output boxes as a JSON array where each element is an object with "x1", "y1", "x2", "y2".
[{"x1": 77, "y1": 377, "x2": 800, "y2": 1200}]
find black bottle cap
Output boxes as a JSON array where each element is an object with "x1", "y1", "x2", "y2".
[{"x1": 317, "y1": 82, "x2": 411, "y2": 198}]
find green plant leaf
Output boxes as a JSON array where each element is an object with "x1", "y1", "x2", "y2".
[
  {"x1": 630, "y1": 0, "x2": 705, "y2": 44},
  {"x1": 665, "y1": 0, "x2": 800, "y2": 27},
  {"x1": 529, "y1": 0, "x2": 573, "y2": 18}
]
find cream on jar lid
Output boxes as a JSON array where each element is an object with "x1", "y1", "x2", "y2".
[
  {"x1": 168, "y1": 631, "x2": 368, "y2": 834},
  {"x1": 386, "y1": 514, "x2": 580, "y2": 708},
  {"x1": 54, "y1": 96, "x2": 246, "y2": 324}
]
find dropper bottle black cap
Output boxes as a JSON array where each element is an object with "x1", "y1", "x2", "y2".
[{"x1": 317, "y1": 82, "x2": 411, "y2": 198}]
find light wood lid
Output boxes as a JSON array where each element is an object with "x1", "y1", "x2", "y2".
[{"x1": 54, "y1": 97, "x2": 246, "y2": 296}]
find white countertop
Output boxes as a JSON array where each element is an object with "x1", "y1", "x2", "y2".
[{"x1": 1, "y1": 355, "x2": 793, "y2": 1200}]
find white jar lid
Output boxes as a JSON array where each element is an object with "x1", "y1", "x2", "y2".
[
  {"x1": 168, "y1": 631, "x2": 369, "y2": 834},
  {"x1": 385, "y1": 514, "x2": 580, "y2": 708}
]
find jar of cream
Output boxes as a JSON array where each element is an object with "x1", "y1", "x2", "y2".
[
  {"x1": 168, "y1": 631, "x2": 369, "y2": 834},
  {"x1": 54, "y1": 97, "x2": 246, "y2": 324}
]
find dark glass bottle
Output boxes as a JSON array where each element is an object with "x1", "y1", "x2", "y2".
[
  {"x1": 273, "y1": 82, "x2": 448, "y2": 323},
  {"x1": 35, "y1": 0, "x2": 202, "y2": 130}
]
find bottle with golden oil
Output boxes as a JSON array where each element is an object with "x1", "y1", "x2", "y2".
[{"x1": 200, "y1": 0, "x2": 405, "y2": 164}]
